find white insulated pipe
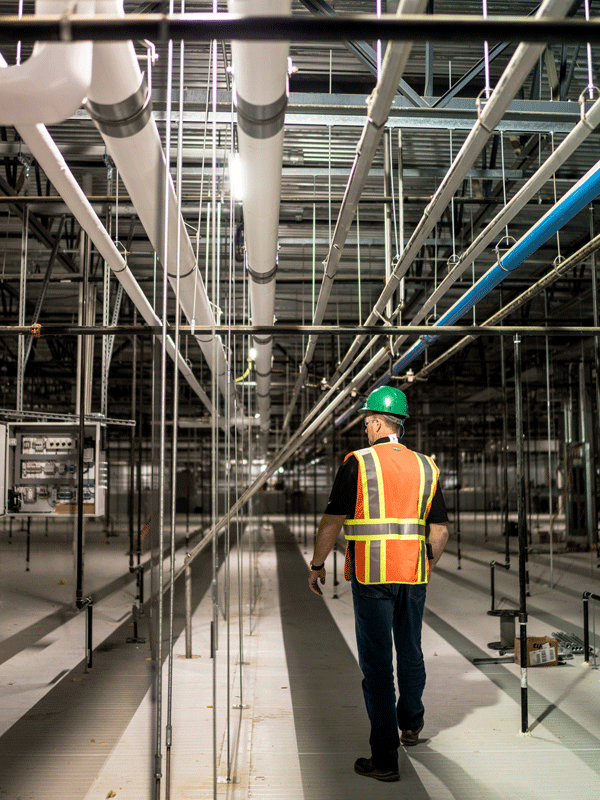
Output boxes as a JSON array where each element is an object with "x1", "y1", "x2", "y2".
[
  {"x1": 0, "y1": 0, "x2": 94, "y2": 125},
  {"x1": 84, "y1": 0, "x2": 231, "y2": 407},
  {"x1": 229, "y1": 0, "x2": 291, "y2": 435},
  {"x1": 0, "y1": 89, "x2": 215, "y2": 416}
]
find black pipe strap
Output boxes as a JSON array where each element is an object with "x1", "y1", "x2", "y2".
[
  {"x1": 254, "y1": 368, "x2": 272, "y2": 378},
  {"x1": 86, "y1": 75, "x2": 152, "y2": 139},
  {"x1": 247, "y1": 262, "x2": 278, "y2": 284},
  {"x1": 236, "y1": 91, "x2": 287, "y2": 139}
]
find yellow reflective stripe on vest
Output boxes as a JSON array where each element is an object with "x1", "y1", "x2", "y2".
[
  {"x1": 415, "y1": 452, "x2": 437, "y2": 519},
  {"x1": 355, "y1": 447, "x2": 385, "y2": 520}
]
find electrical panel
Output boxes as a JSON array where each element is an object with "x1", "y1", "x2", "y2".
[{"x1": 3, "y1": 422, "x2": 107, "y2": 516}]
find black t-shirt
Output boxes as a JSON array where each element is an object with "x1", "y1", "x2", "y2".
[{"x1": 324, "y1": 437, "x2": 449, "y2": 523}]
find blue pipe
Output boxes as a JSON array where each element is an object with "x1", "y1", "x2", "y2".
[{"x1": 335, "y1": 159, "x2": 600, "y2": 428}]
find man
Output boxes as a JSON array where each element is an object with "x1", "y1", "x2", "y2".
[{"x1": 308, "y1": 386, "x2": 449, "y2": 783}]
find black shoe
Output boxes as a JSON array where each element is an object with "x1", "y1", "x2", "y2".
[
  {"x1": 400, "y1": 723, "x2": 424, "y2": 746},
  {"x1": 354, "y1": 757, "x2": 400, "y2": 782}
]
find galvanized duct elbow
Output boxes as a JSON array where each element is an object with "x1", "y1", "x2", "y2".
[{"x1": 0, "y1": 0, "x2": 94, "y2": 125}]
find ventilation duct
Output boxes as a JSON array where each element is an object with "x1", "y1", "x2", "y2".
[
  {"x1": 228, "y1": 0, "x2": 291, "y2": 437},
  {"x1": 0, "y1": 0, "x2": 94, "y2": 125},
  {"x1": 85, "y1": 0, "x2": 232, "y2": 410}
]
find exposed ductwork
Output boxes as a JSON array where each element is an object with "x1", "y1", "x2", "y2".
[
  {"x1": 84, "y1": 0, "x2": 232, "y2": 410},
  {"x1": 0, "y1": 87, "x2": 216, "y2": 417},
  {"x1": 228, "y1": 0, "x2": 291, "y2": 437},
  {"x1": 327, "y1": 0, "x2": 578, "y2": 390},
  {"x1": 382, "y1": 158, "x2": 600, "y2": 384},
  {"x1": 0, "y1": 0, "x2": 94, "y2": 125},
  {"x1": 272, "y1": 0, "x2": 578, "y2": 446}
]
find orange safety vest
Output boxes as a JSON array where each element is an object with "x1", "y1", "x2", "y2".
[{"x1": 343, "y1": 442, "x2": 439, "y2": 585}]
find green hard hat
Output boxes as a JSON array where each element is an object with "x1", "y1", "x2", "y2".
[{"x1": 358, "y1": 386, "x2": 409, "y2": 419}]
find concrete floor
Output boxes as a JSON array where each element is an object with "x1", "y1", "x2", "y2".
[{"x1": 0, "y1": 512, "x2": 598, "y2": 799}]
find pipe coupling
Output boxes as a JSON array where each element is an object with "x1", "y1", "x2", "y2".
[
  {"x1": 236, "y1": 91, "x2": 287, "y2": 140},
  {"x1": 86, "y1": 75, "x2": 152, "y2": 139},
  {"x1": 247, "y1": 263, "x2": 278, "y2": 284}
]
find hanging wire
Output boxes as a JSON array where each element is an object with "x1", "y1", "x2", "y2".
[
  {"x1": 356, "y1": 207, "x2": 362, "y2": 324},
  {"x1": 154, "y1": 11, "x2": 176, "y2": 798},
  {"x1": 165, "y1": 9, "x2": 186, "y2": 799},
  {"x1": 543, "y1": 289, "x2": 555, "y2": 588},
  {"x1": 209, "y1": 18, "x2": 219, "y2": 798},
  {"x1": 482, "y1": 0, "x2": 491, "y2": 100},
  {"x1": 584, "y1": 0, "x2": 595, "y2": 99},
  {"x1": 16, "y1": 0, "x2": 23, "y2": 65},
  {"x1": 388, "y1": 130, "x2": 400, "y2": 255},
  {"x1": 376, "y1": 0, "x2": 382, "y2": 80},
  {"x1": 551, "y1": 132, "x2": 562, "y2": 260},
  {"x1": 193, "y1": 54, "x2": 215, "y2": 334},
  {"x1": 449, "y1": 130, "x2": 457, "y2": 261},
  {"x1": 328, "y1": 125, "x2": 332, "y2": 244},
  {"x1": 312, "y1": 201, "x2": 316, "y2": 318},
  {"x1": 500, "y1": 130, "x2": 509, "y2": 240}
]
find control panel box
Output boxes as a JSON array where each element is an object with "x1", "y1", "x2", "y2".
[{"x1": 4, "y1": 422, "x2": 107, "y2": 516}]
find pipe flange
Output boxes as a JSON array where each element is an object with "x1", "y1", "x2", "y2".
[
  {"x1": 86, "y1": 75, "x2": 152, "y2": 139},
  {"x1": 252, "y1": 334, "x2": 273, "y2": 345}
]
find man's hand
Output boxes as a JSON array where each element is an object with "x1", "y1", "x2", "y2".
[{"x1": 308, "y1": 565, "x2": 326, "y2": 596}]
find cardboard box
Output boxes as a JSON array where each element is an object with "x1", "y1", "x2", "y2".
[{"x1": 514, "y1": 636, "x2": 558, "y2": 667}]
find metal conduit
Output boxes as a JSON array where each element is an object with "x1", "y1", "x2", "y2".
[
  {"x1": 281, "y1": 0, "x2": 428, "y2": 434},
  {"x1": 389, "y1": 91, "x2": 600, "y2": 353},
  {"x1": 327, "y1": 0, "x2": 575, "y2": 391},
  {"x1": 276, "y1": 0, "x2": 576, "y2": 446},
  {"x1": 332, "y1": 160, "x2": 600, "y2": 428},
  {"x1": 410, "y1": 231, "x2": 600, "y2": 382},
  {"x1": 381, "y1": 159, "x2": 600, "y2": 387},
  {"x1": 0, "y1": 92, "x2": 216, "y2": 416}
]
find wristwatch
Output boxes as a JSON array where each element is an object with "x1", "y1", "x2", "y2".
[{"x1": 310, "y1": 562, "x2": 325, "y2": 571}]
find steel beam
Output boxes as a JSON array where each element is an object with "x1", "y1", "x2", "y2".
[
  {"x1": 3, "y1": 13, "x2": 600, "y2": 45},
  {"x1": 3, "y1": 323, "x2": 600, "y2": 336}
]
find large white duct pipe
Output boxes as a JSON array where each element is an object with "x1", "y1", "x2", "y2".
[
  {"x1": 0, "y1": 0, "x2": 94, "y2": 125},
  {"x1": 85, "y1": 0, "x2": 231, "y2": 408},
  {"x1": 0, "y1": 81, "x2": 215, "y2": 416},
  {"x1": 229, "y1": 0, "x2": 291, "y2": 436}
]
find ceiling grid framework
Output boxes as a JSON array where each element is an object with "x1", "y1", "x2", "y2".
[{"x1": 0, "y1": 0, "x2": 599, "y2": 459}]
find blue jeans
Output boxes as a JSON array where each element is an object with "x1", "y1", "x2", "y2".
[{"x1": 351, "y1": 573, "x2": 427, "y2": 770}]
